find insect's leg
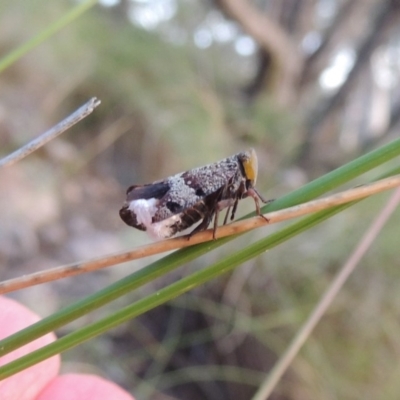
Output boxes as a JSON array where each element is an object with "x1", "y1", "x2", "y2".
[
  {"x1": 230, "y1": 198, "x2": 239, "y2": 221},
  {"x1": 247, "y1": 188, "x2": 269, "y2": 222},
  {"x1": 223, "y1": 206, "x2": 231, "y2": 225},
  {"x1": 187, "y1": 210, "x2": 214, "y2": 239},
  {"x1": 252, "y1": 187, "x2": 274, "y2": 205},
  {"x1": 212, "y1": 200, "x2": 232, "y2": 239},
  {"x1": 212, "y1": 198, "x2": 234, "y2": 225},
  {"x1": 188, "y1": 186, "x2": 229, "y2": 240},
  {"x1": 212, "y1": 208, "x2": 220, "y2": 239}
]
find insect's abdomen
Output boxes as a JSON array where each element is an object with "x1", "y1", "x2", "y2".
[{"x1": 167, "y1": 200, "x2": 212, "y2": 237}]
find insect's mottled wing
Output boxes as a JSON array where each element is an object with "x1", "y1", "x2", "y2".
[{"x1": 153, "y1": 155, "x2": 241, "y2": 221}]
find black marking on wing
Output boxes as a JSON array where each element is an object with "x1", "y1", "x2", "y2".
[
  {"x1": 195, "y1": 188, "x2": 205, "y2": 197},
  {"x1": 126, "y1": 182, "x2": 170, "y2": 201},
  {"x1": 166, "y1": 201, "x2": 182, "y2": 213}
]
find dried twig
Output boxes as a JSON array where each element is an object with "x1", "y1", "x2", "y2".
[
  {"x1": 1, "y1": 174, "x2": 399, "y2": 294},
  {"x1": 0, "y1": 97, "x2": 101, "y2": 168}
]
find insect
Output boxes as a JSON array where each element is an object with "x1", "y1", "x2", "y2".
[{"x1": 119, "y1": 149, "x2": 272, "y2": 239}]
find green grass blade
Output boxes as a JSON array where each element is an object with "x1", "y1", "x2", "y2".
[
  {"x1": 0, "y1": 203, "x2": 349, "y2": 380},
  {"x1": 260, "y1": 136, "x2": 400, "y2": 213},
  {"x1": 3, "y1": 158, "x2": 400, "y2": 381},
  {"x1": 0, "y1": 0, "x2": 98, "y2": 74},
  {"x1": 1, "y1": 138, "x2": 400, "y2": 373}
]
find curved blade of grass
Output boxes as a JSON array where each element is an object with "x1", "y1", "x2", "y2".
[
  {"x1": 0, "y1": 0, "x2": 98, "y2": 74},
  {"x1": 1, "y1": 139, "x2": 400, "y2": 364},
  {"x1": 3, "y1": 163, "x2": 400, "y2": 380},
  {"x1": 0, "y1": 202, "x2": 354, "y2": 379}
]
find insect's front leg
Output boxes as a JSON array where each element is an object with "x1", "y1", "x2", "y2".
[
  {"x1": 252, "y1": 187, "x2": 274, "y2": 205},
  {"x1": 247, "y1": 188, "x2": 273, "y2": 222}
]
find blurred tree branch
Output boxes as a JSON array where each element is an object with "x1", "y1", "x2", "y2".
[
  {"x1": 217, "y1": 0, "x2": 400, "y2": 172},
  {"x1": 298, "y1": 0, "x2": 400, "y2": 168},
  {"x1": 299, "y1": 0, "x2": 362, "y2": 88},
  {"x1": 216, "y1": 0, "x2": 303, "y2": 105}
]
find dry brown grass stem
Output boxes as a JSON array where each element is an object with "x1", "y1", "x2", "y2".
[
  {"x1": 0, "y1": 97, "x2": 101, "y2": 168},
  {"x1": 1, "y1": 174, "x2": 399, "y2": 294}
]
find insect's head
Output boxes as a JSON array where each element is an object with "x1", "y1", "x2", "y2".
[{"x1": 240, "y1": 148, "x2": 258, "y2": 185}]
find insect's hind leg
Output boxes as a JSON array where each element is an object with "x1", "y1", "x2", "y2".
[
  {"x1": 187, "y1": 210, "x2": 215, "y2": 240},
  {"x1": 189, "y1": 200, "x2": 234, "y2": 240}
]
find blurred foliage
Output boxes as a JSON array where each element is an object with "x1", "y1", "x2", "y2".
[{"x1": 1, "y1": 0, "x2": 400, "y2": 399}]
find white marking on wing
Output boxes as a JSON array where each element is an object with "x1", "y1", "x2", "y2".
[{"x1": 129, "y1": 198, "x2": 158, "y2": 227}]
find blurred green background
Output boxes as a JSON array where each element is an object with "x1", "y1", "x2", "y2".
[{"x1": 1, "y1": 1, "x2": 400, "y2": 399}]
